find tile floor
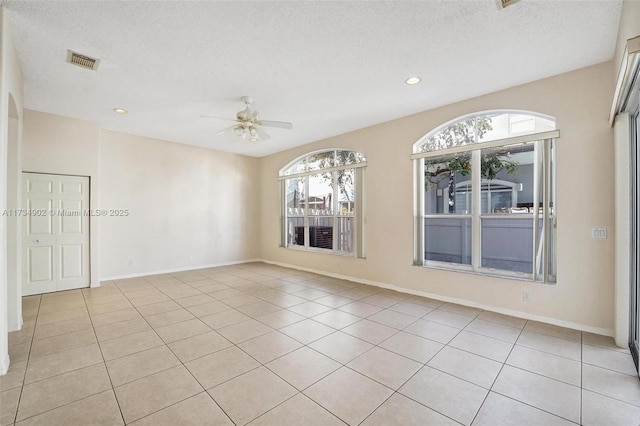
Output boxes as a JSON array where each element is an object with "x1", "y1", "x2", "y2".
[{"x1": 2, "y1": 262, "x2": 640, "y2": 425}]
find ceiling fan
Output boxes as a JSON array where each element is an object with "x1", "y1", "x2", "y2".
[{"x1": 201, "y1": 96, "x2": 293, "y2": 142}]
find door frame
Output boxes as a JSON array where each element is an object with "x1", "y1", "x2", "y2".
[{"x1": 21, "y1": 171, "x2": 92, "y2": 295}]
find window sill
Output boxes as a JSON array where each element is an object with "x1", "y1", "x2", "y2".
[{"x1": 416, "y1": 262, "x2": 556, "y2": 284}]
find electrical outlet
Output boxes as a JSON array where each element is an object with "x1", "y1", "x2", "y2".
[
  {"x1": 188, "y1": 255, "x2": 193, "y2": 261},
  {"x1": 592, "y1": 228, "x2": 607, "y2": 239},
  {"x1": 523, "y1": 291, "x2": 533, "y2": 302},
  {"x1": 127, "y1": 259, "x2": 133, "y2": 267}
]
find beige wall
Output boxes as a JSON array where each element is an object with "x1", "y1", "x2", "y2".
[
  {"x1": 22, "y1": 110, "x2": 101, "y2": 286},
  {"x1": 259, "y1": 61, "x2": 616, "y2": 334},
  {"x1": 99, "y1": 130, "x2": 260, "y2": 278}
]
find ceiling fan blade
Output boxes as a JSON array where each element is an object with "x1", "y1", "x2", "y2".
[
  {"x1": 216, "y1": 125, "x2": 238, "y2": 135},
  {"x1": 256, "y1": 127, "x2": 271, "y2": 141},
  {"x1": 201, "y1": 114, "x2": 237, "y2": 121},
  {"x1": 259, "y1": 120, "x2": 293, "y2": 129}
]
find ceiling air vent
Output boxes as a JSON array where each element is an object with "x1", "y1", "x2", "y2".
[{"x1": 67, "y1": 50, "x2": 100, "y2": 71}]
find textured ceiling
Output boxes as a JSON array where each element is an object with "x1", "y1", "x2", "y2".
[{"x1": 2, "y1": 1, "x2": 622, "y2": 157}]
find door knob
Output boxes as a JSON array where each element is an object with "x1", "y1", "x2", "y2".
[{"x1": 33, "y1": 238, "x2": 43, "y2": 244}]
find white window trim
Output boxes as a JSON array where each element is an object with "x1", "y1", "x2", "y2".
[
  {"x1": 280, "y1": 150, "x2": 366, "y2": 258},
  {"x1": 414, "y1": 130, "x2": 558, "y2": 283}
]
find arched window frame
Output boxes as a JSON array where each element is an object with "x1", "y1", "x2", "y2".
[
  {"x1": 412, "y1": 110, "x2": 559, "y2": 283},
  {"x1": 279, "y1": 149, "x2": 366, "y2": 257}
]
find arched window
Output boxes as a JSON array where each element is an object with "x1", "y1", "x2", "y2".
[
  {"x1": 412, "y1": 111, "x2": 558, "y2": 283},
  {"x1": 279, "y1": 149, "x2": 366, "y2": 257}
]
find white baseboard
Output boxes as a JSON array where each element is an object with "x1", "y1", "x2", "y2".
[
  {"x1": 8, "y1": 316, "x2": 23, "y2": 333},
  {"x1": 1, "y1": 353, "x2": 9, "y2": 376},
  {"x1": 100, "y1": 258, "x2": 261, "y2": 282},
  {"x1": 259, "y1": 258, "x2": 615, "y2": 337}
]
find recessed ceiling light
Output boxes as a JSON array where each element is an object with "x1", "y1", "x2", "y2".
[
  {"x1": 113, "y1": 108, "x2": 128, "y2": 114},
  {"x1": 405, "y1": 77, "x2": 421, "y2": 85}
]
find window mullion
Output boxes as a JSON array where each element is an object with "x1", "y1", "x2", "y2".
[
  {"x1": 472, "y1": 150, "x2": 482, "y2": 270},
  {"x1": 304, "y1": 177, "x2": 309, "y2": 249},
  {"x1": 415, "y1": 159, "x2": 425, "y2": 265},
  {"x1": 333, "y1": 170, "x2": 338, "y2": 251}
]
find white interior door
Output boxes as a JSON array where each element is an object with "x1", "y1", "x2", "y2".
[{"x1": 22, "y1": 173, "x2": 90, "y2": 296}]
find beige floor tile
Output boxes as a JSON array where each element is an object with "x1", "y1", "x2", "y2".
[
  {"x1": 1, "y1": 387, "x2": 20, "y2": 426},
  {"x1": 476, "y1": 311, "x2": 527, "y2": 329},
  {"x1": 38, "y1": 299, "x2": 86, "y2": 315},
  {"x1": 221, "y1": 294, "x2": 262, "y2": 308},
  {"x1": 8, "y1": 327, "x2": 34, "y2": 347},
  {"x1": 492, "y1": 365, "x2": 581, "y2": 423},
  {"x1": 130, "y1": 392, "x2": 232, "y2": 425},
  {"x1": 167, "y1": 330, "x2": 232, "y2": 363},
  {"x1": 406, "y1": 295, "x2": 444, "y2": 308},
  {"x1": 287, "y1": 302, "x2": 333, "y2": 318},
  {"x1": 438, "y1": 303, "x2": 482, "y2": 317},
  {"x1": 17, "y1": 363, "x2": 112, "y2": 421},
  {"x1": 582, "y1": 344, "x2": 637, "y2": 375},
  {"x1": 8, "y1": 342, "x2": 30, "y2": 363},
  {"x1": 114, "y1": 365, "x2": 203, "y2": 423},
  {"x1": 424, "y1": 309, "x2": 474, "y2": 329},
  {"x1": 582, "y1": 332, "x2": 629, "y2": 353},
  {"x1": 379, "y1": 331, "x2": 443, "y2": 363},
  {"x1": 162, "y1": 287, "x2": 202, "y2": 299},
  {"x1": 582, "y1": 363, "x2": 640, "y2": 406},
  {"x1": 207, "y1": 288, "x2": 245, "y2": 299},
  {"x1": 129, "y1": 292, "x2": 172, "y2": 307},
  {"x1": 33, "y1": 316, "x2": 93, "y2": 341},
  {"x1": 403, "y1": 319, "x2": 459, "y2": 344},
  {"x1": 29, "y1": 329, "x2": 96, "y2": 358},
  {"x1": 342, "y1": 319, "x2": 398, "y2": 345},
  {"x1": 465, "y1": 319, "x2": 522, "y2": 343},
  {"x1": 266, "y1": 347, "x2": 340, "y2": 390},
  {"x1": 582, "y1": 389, "x2": 640, "y2": 426},
  {"x1": 360, "y1": 294, "x2": 399, "y2": 308},
  {"x1": 255, "y1": 310, "x2": 305, "y2": 329},
  {"x1": 200, "y1": 309, "x2": 251, "y2": 329},
  {"x1": 15, "y1": 390, "x2": 123, "y2": 426},
  {"x1": 295, "y1": 289, "x2": 331, "y2": 301},
  {"x1": 311, "y1": 310, "x2": 361, "y2": 329},
  {"x1": 136, "y1": 300, "x2": 182, "y2": 317},
  {"x1": 523, "y1": 321, "x2": 581, "y2": 342},
  {"x1": 338, "y1": 301, "x2": 383, "y2": 318},
  {"x1": 209, "y1": 367, "x2": 297, "y2": 425},
  {"x1": 217, "y1": 319, "x2": 273, "y2": 344},
  {"x1": 387, "y1": 301, "x2": 434, "y2": 318},
  {"x1": 186, "y1": 301, "x2": 232, "y2": 317},
  {"x1": 280, "y1": 319, "x2": 336, "y2": 345},
  {"x1": 473, "y1": 392, "x2": 575, "y2": 426},
  {"x1": 348, "y1": 347, "x2": 422, "y2": 390},
  {"x1": 154, "y1": 318, "x2": 211, "y2": 343},
  {"x1": 448, "y1": 330, "x2": 514, "y2": 362},
  {"x1": 87, "y1": 300, "x2": 133, "y2": 315},
  {"x1": 238, "y1": 331, "x2": 302, "y2": 364},
  {"x1": 428, "y1": 346, "x2": 502, "y2": 389},
  {"x1": 84, "y1": 293, "x2": 129, "y2": 307},
  {"x1": 100, "y1": 329, "x2": 164, "y2": 361},
  {"x1": 309, "y1": 331, "x2": 374, "y2": 364},
  {"x1": 263, "y1": 293, "x2": 308, "y2": 308},
  {"x1": 145, "y1": 308, "x2": 195, "y2": 328},
  {"x1": 506, "y1": 345, "x2": 581, "y2": 386},
  {"x1": 89, "y1": 308, "x2": 142, "y2": 328},
  {"x1": 36, "y1": 308, "x2": 88, "y2": 326},
  {"x1": 249, "y1": 393, "x2": 343, "y2": 426},
  {"x1": 106, "y1": 345, "x2": 181, "y2": 386},
  {"x1": 367, "y1": 309, "x2": 418, "y2": 330},
  {"x1": 516, "y1": 330, "x2": 581, "y2": 361},
  {"x1": 236, "y1": 301, "x2": 282, "y2": 318},
  {"x1": 185, "y1": 346, "x2": 260, "y2": 389},
  {"x1": 313, "y1": 294, "x2": 354, "y2": 309},
  {"x1": 304, "y1": 367, "x2": 393, "y2": 425},
  {"x1": 399, "y1": 366, "x2": 487, "y2": 425},
  {"x1": 94, "y1": 317, "x2": 151, "y2": 342},
  {"x1": 362, "y1": 393, "x2": 458, "y2": 426},
  {"x1": 175, "y1": 293, "x2": 216, "y2": 308},
  {"x1": 0, "y1": 361, "x2": 26, "y2": 392},
  {"x1": 25, "y1": 343, "x2": 103, "y2": 384}
]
